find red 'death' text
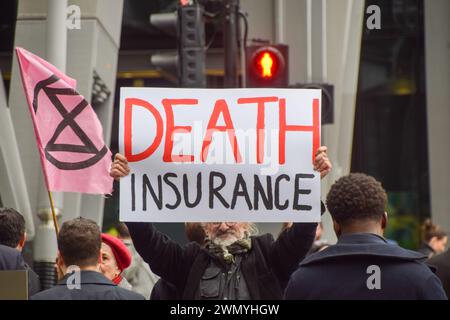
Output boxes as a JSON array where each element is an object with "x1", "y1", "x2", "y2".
[{"x1": 123, "y1": 96, "x2": 320, "y2": 164}]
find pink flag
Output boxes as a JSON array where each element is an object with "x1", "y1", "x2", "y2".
[{"x1": 16, "y1": 47, "x2": 113, "y2": 194}]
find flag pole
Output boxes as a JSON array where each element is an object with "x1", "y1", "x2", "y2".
[{"x1": 47, "y1": 190, "x2": 60, "y2": 235}]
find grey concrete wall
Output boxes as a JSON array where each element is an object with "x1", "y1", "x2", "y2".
[{"x1": 424, "y1": 0, "x2": 450, "y2": 234}]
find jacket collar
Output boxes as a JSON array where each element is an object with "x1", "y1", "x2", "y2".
[
  {"x1": 57, "y1": 270, "x2": 116, "y2": 286},
  {"x1": 337, "y1": 232, "x2": 387, "y2": 244},
  {"x1": 300, "y1": 232, "x2": 427, "y2": 267}
]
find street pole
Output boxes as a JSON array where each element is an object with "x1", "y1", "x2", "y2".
[
  {"x1": 33, "y1": 0, "x2": 67, "y2": 290},
  {"x1": 223, "y1": 0, "x2": 239, "y2": 88}
]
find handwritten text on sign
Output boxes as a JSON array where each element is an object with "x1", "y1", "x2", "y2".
[{"x1": 119, "y1": 88, "x2": 321, "y2": 222}]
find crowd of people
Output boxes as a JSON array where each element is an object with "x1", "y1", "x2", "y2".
[{"x1": 0, "y1": 147, "x2": 449, "y2": 300}]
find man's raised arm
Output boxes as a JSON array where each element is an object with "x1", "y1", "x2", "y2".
[{"x1": 110, "y1": 154, "x2": 199, "y2": 289}]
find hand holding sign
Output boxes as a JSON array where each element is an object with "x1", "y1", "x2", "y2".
[
  {"x1": 110, "y1": 153, "x2": 130, "y2": 181},
  {"x1": 314, "y1": 146, "x2": 332, "y2": 179}
]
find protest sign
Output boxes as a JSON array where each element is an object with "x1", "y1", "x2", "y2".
[{"x1": 119, "y1": 88, "x2": 321, "y2": 222}]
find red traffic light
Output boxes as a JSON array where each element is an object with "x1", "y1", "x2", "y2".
[
  {"x1": 246, "y1": 45, "x2": 288, "y2": 87},
  {"x1": 254, "y1": 50, "x2": 279, "y2": 79}
]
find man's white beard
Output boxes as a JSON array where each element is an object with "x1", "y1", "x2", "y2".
[{"x1": 211, "y1": 234, "x2": 240, "y2": 248}]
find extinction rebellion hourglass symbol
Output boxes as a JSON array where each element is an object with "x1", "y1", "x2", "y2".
[{"x1": 33, "y1": 74, "x2": 108, "y2": 170}]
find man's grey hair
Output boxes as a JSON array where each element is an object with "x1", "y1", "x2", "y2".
[{"x1": 247, "y1": 223, "x2": 259, "y2": 236}]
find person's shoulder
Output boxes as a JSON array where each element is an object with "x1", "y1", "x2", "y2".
[
  {"x1": 248, "y1": 233, "x2": 276, "y2": 256},
  {"x1": 284, "y1": 265, "x2": 317, "y2": 299},
  {"x1": 380, "y1": 255, "x2": 442, "y2": 293},
  {"x1": 300, "y1": 238, "x2": 427, "y2": 267},
  {"x1": 399, "y1": 261, "x2": 448, "y2": 299},
  {"x1": 0, "y1": 244, "x2": 21, "y2": 259},
  {"x1": 184, "y1": 240, "x2": 203, "y2": 251},
  {"x1": 0, "y1": 244, "x2": 24, "y2": 269},
  {"x1": 113, "y1": 286, "x2": 146, "y2": 300},
  {"x1": 251, "y1": 233, "x2": 275, "y2": 244},
  {"x1": 32, "y1": 285, "x2": 146, "y2": 300},
  {"x1": 428, "y1": 249, "x2": 450, "y2": 265},
  {"x1": 30, "y1": 286, "x2": 64, "y2": 300},
  {"x1": 0, "y1": 244, "x2": 16, "y2": 253},
  {"x1": 290, "y1": 260, "x2": 323, "y2": 280},
  {"x1": 178, "y1": 241, "x2": 204, "y2": 261},
  {"x1": 403, "y1": 259, "x2": 439, "y2": 277}
]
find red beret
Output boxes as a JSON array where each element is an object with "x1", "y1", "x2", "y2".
[{"x1": 101, "y1": 233, "x2": 131, "y2": 271}]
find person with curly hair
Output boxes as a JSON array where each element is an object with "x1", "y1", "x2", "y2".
[{"x1": 284, "y1": 173, "x2": 447, "y2": 300}]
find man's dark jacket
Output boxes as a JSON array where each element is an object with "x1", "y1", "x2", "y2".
[
  {"x1": 0, "y1": 244, "x2": 24, "y2": 270},
  {"x1": 127, "y1": 222, "x2": 316, "y2": 299},
  {"x1": 150, "y1": 278, "x2": 180, "y2": 300},
  {"x1": 284, "y1": 233, "x2": 447, "y2": 300},
  {"x1": 24, "y1": 262, "x2": 40, "y2": 296},
  {"x1": 428, "y1": 249, "x2": 450, "y2": 298},
  {"x1": 31, "y1": 270, "x2": 144, "y2": 300},
  {"x1": 0, "y1": 244, "x2": 40, "y2": 297}
]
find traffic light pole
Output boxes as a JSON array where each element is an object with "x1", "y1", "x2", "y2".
[{"x1": 223, "y1": 0, "x2": 240, "y2": 88}]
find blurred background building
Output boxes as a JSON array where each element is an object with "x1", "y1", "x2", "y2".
[{"x1": 1, "y1": 0, "x2": 449, "y2": 286}]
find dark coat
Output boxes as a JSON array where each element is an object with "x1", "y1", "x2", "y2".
[
  {"x1": 30, "y1": 270, "x2": 145, "y2": 300},
  {"x1": 24, "y1": 262, "x2": 41, "y2": 296},
  {"x1": 427, "y1": 249, "x2": 450, "y2": 298},
  {"x1": 150, "y1": 278, "x2": 180, "y2": 300},
  {"x1": 126, "y1": 222, "x2": 317, "y2": 300},
  {"x1": 284, "y1": 233, "x2": 447, "y2": 300},
  {"x1": 0, "y1": 244, "x2": 40, "y2": 297},
  {"x1": 0, "y1": 244, "x2": 25, "y2": 270}
]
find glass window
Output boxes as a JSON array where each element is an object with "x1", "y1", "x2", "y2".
[{"x1": 352, "y1": 0, "x2": 429, "y2": 249}]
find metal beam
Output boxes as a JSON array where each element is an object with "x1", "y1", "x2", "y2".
[{"x1": 223, "y1": 0, "x2": 240, "y2": 87}]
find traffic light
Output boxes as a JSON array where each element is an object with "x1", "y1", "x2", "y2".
[
  {"x1": 149, "y1": 11, "x2": 178, "y2": 77},
  {"x1": 178, "y1": 4, "x2": 206, "y2": 87},
  {"x1": 149, "y1": 4, "x2": 206, "y2": 87},
  {"x1": 246, "y1": 44, "x2": 288, "y2": 88}
]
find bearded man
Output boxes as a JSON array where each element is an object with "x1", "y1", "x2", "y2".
[{"x1": 110, "y1": 147, "x2": 331, "y2": 300}]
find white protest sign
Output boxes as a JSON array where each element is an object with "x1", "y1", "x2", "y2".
[{"x1": 119, "y1": 88, "x2": 321, "y2": 222}]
